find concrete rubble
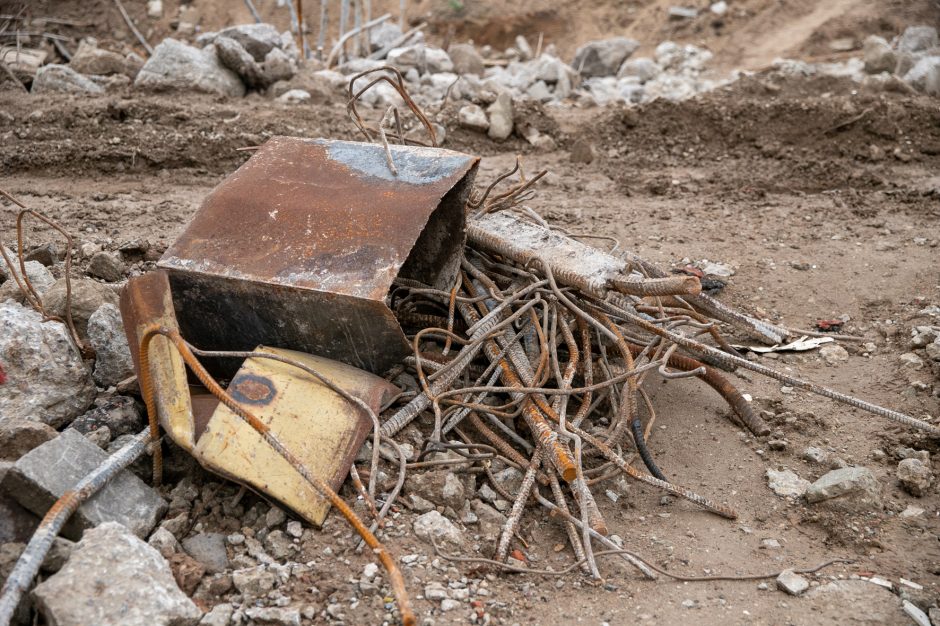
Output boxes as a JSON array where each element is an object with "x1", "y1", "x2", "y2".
[
  {"x1": 1, "y1": 429, "x2": 166, "y2": 539},
  {"x1": 32, "y1": 522, "x2": 201, "y2": 626},
  {"x1": 0, "y1": 301, "x2": 96, "y2": 427}
]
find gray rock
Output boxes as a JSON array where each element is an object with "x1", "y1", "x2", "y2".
[
  {"x1": 471, "y1": 500, "x2": 506, "y2": 539},
  {"x1": 43, "y1": 277, "x2": 119, "y2": 340},
  {"x1": 862, "y1": 36, "x2": 897, "y2": 74},
  {"x1": 24, "y1": 243, "x2": 58, "y2": 266},
  {"x1": 232, "y1": 565, "x2": 278, "y2": 598},
  {"x1": 262, "y1": 47, "x2": 295, "y2": 84},
  {"x1": 34, "y1": 523, "x2": 200, "y2": 626},
  {"x1": 2, "y1": 429, "x2": 166, "y2": 539},
  {"x1": 457, "y1": 104, "x2": 489, "y2": 132},
  {"x1": 244, "y1": 606, "x2": 301, "y2": 626},
  {"x1": 486, "y1": 92, "x2": 513, "y2": 141},
  {"x1": 0, "y1": 301, "x2": 96, "y2": 428},
  {"x1": 897, "y1": 458, "x2": 933, "y2": 496},
  {"x1": 32, "y1": 64, "x2": 104, "y2": 94},
  {"x1": 263, "y1": 529, "x2": 296, "y2": 561},
  {"x1": 766, "y1": 468, "x2": 809, "y2": 498},
  {"x1": 910, "y1": 326, "x2": 940, "y2": 349},
  {"x1": 0, "y1": 417, "x2": 57, "y2": 461},
  {"x1": 413, "y1": 510, "x2": 464, "y2": 548},
  {"x1": 149, "y1": 526, "x2": 182, "y2": 558},
  {"x1": 899, "y1": 352, "x2": 924, "y2": 370},
  {"x1": 200, "y1": 603, "x2": 234, "y2": 626},
  {"x1": 88, "y1": 304, "x2": 134, "y2": 387},
  {"x1": 0, "y1": 259, "x2": 55, "y2": 304},
  {"x1": 926, "y1": 337, "x2": 940, "y2": 361},
  {"x1": 904, "y1": 55, "x2": 940, "y2": 95},
  {"x1": 70, "y1": 38, "x2": 137, "y2": 77},
  {"x1": 441, "y1": 473, "x2": 467, "y2": 510},
  {"x1": 804, "y1": 466, "x2": 881, "y2": 508},
  {"x1": 449, "y1": 43, "x2": 484, "y2": 76},
  {"x1": 802, "y1": 446, "x2": 827, "y2": 464},
  {"x1": 407, "y1": 471, "x2": 465, "y2": 510},
  {"x1": 265, "y1": 505, "x2": 287, "y2": 528},
  {"x1": 572, "y1": 37, "x2": 640, "y2": 77},
  {"x1": 182, "y1": 532, "x2": 229, "y2": 573},
  {"x1": 215, "y1": 23, "x2": 284, "y2": 61},
  {"x1": 216, "y1": 35, "x2": 267, "y2": 89},
  {"x1": 819, "y1": 343, "x2": 849, "y2": 365},
  {"x1": 71, "y1": 396, "x2": 144, "y2": 439},
  {"x1": 806, "y1": 580, "x2": 907, "y2": 623},
  {"x1": 369, "y1": 21, "x2": 404, "y2": 52},
  {"x1": 897, "y1": 25, "x2": 939, "y2": 54},
  {"x1": 40, "y1": 536, "x2": 74, "y2": 573},
  {"x1": 87, "y1": 251, "x2": 125, "y2": 283},
  {"x1": 135, "y1": 39, "x2": 245, "y2": 97},
  {"x1": 0, "y1": 488, "x2": 39, "y2": 544},
  {"x1": 617, "y1": 57, "x2": 660, "y2": 83},
  {"x1": 387, "y1": 45, "x2": 454, "y2": 74},
  {"x1": 515, "y1": 35, "x2": 534, "y2": 60},
  {"x1": 776, "y1": 569, "x2": 809, "y2": 596}
]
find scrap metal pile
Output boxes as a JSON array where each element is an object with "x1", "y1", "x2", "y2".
[{"x1": 1, "y1": 71, "x2": 937, "y2": 626}]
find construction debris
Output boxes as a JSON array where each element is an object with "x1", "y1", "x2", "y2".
[
  {"x1": 2, "y1": 10, "x2": 940, "y2": 622},
  {"x1": 32, "y1": 522, "x2": 201, "y2": 626},
  {"x1": 1, "y1": 429, "x2": 166, "y2": 539}
]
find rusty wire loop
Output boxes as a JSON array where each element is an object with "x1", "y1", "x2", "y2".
[
  {"x1": 0, "y1": 189, "x2": 88, "y2": 357},
  {"x1": 346, "y1": 66, "x2": 437, "y2": 147}
]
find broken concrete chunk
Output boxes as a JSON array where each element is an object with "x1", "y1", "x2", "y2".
[
  {"x1": 232, "y1": 565, "x2": 279, "y2": 598},
  {"x1": 71, "y1": 395, "x2": 145, "y2": 439},
  {"x1": 31, "y1": 64, "x2": 105, "y2": 94},
  {"x1": 183, "y1": 532, "x2": 230, "y2": 573},
  {"x1": 2, "y1": 428, "x2": 166, "y2": 539},
  {"x1": 804, "y1": 466, "x2": 881, "y2": 508},
  {"x1": 448, "y1": 43, "x2": 485, "y2": 76},
  {"x1": 486, "y1": 92, "x2": 514, "y2": 141},
  {"x1": 0, "y1": 301, "x2": 96, "y2": 428},
  {"x1": 897, "y1": 458, "x2": 934, "y2": 496},
  {"x1": 88, "y1": 303, "x2": 135, "y2": 387},
  {"x1": 135, "y1": 38, "x2": 245, "y2": 97},
  {"x1": 413, "y1": 510, "x2": 464, "y2": 548},
  {"x1": 87, "y1": 250, "x2": 125, "y2": 282},
  {"x1": 32, "y1": 522, "x2": 201, "y2": 626},
  {"x1": 149, "y1": 526, "x2": 183, "y2": 557},
  {"x1": 572, "y1": 37, "x2": 640, "y2": 77},
  {"x1": 214, "y1": 23, "x2": 285, "y2": 61},
  {"x1": 0, "y1": 417, "x2": 58, "y2": 461},
  {"x1": 777, "y1": 569, "x2": 809, "y2": 595},
  {"x1": 43, "y1": 277, "x2": 120, "y2": 339},
  {"x1": 458, "y1": 104, "x2": 489, "y2": 132},
  {"x1": 0, "y1": 259, "x2": 55, "y2": 304},
  {"x1": 766, "y1": 468, "x2": 809, "y2": 498}
]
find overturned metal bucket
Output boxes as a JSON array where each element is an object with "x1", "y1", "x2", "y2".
[{"x1": 158, "y1": 136, "x2": 479, "y2": 375}]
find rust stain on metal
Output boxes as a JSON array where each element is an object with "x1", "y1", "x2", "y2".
[
  {"x1": 158, "y1": 136, "x2": 479, "y2": 374},
  {"x1": 229, "y1": 374, "x2": 276, "y2": 405}
]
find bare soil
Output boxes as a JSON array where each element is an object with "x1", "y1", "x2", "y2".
[{"x1": 2, "y1": 1, "x2": 940, "y2": 625}]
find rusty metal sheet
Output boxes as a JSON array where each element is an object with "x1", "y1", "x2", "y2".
[
  {"x1": 158, "y1": 136, "x2": 479, "y2": 375},
  {"x1": 119, "y1": 270, "x2": 196, "y2": 452},
  {"x1": 193, "y1": 346, "x2": 397, "y2": 526}
]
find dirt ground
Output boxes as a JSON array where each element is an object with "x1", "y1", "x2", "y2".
[{"x1": 2, "y1": 1, "x2": 940, "y2": 625}]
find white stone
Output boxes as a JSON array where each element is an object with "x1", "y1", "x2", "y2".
[
  {"x1": 277, "y1": 88, "x2": 311, "y2": 103},
  {"x1": 413, "y1": 511, "x2": 464, "y2": 548},
  {"x1": 458, "y1": 104, "x2": 489, "y2": 132},
  {"x1": 766, "y1": 468, "x2": 809, "y2": 498},
  {"x1": 777, "y1": 570, "x2": 809, "y2": 596},
  {"x1": 486, "y1": 92, "x2": 513, "y2": 141},
  {"x1": 88, "y1": 303, "x2": 134, "y2": 387}
]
